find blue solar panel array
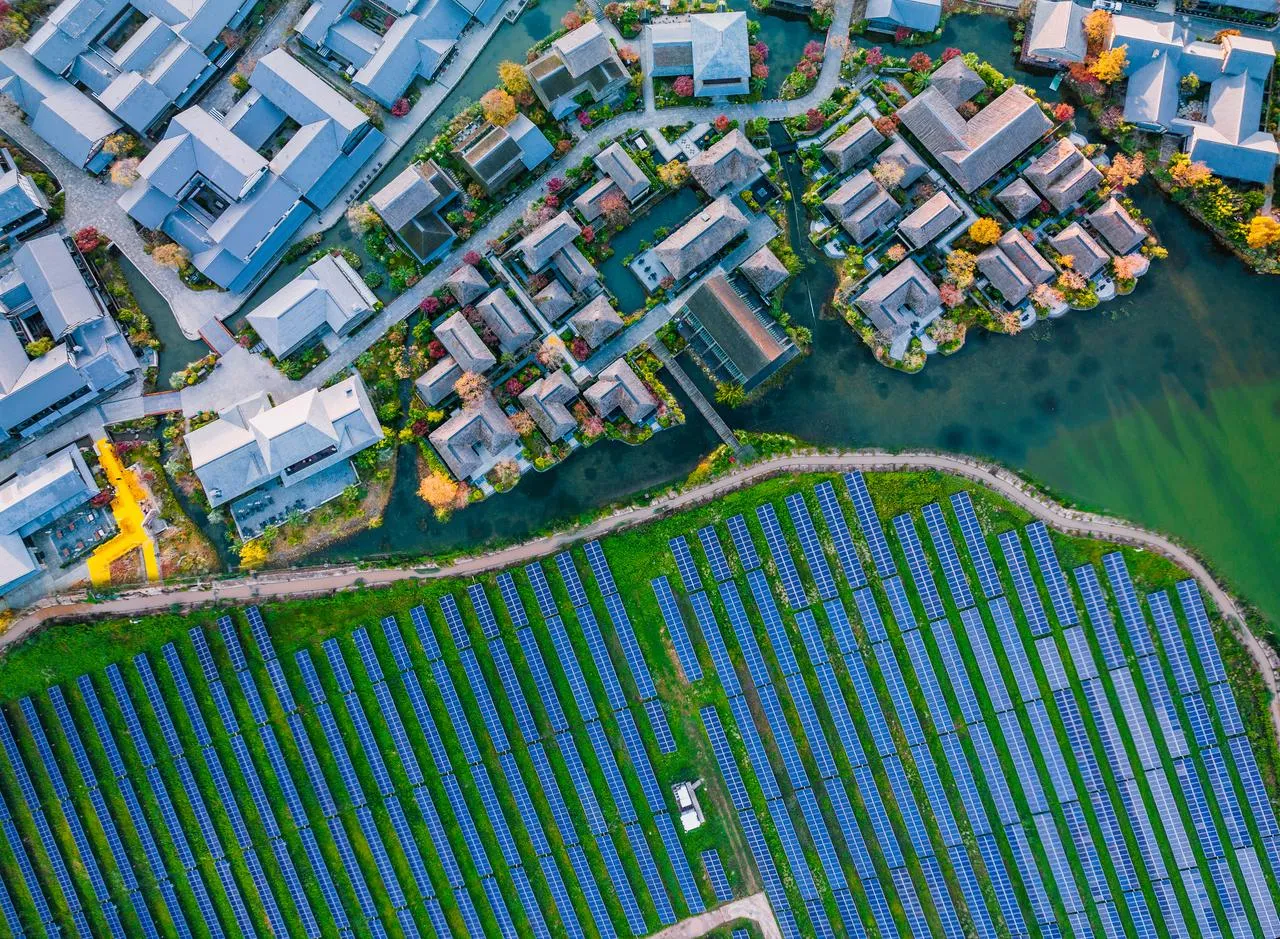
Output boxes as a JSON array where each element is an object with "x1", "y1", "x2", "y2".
[
  {"x1": 669, "y1": 535, "x2": 704, "y2": 592},
  {"x1": 1025, "y1": 522, "x2": 1080, "y2": 627},
  {"x1": 998, "y1": 530, "x2": 1051, "y2": 638},
  {"x1": 843, "y1": 471, "x2": 895, "y2": 576},
  {"x1": 1176, "y1": 580, "x2": 1228, "y2": 687},
  {"x1": 922, "y1": 502, "x2": 975, "y2": 611},
  {"x1": 893, "y1": 513, "x2": 945, "y2": 622},
  {"x1": 756, "y1": 503, "x2": 809, "y2": 610},
  {"x1": 813, "y1": 479, "x2": 867, "y2": 589},
  {"x1": 697, "y1": 525, "x2": 734, "y2": 584},
  {"x1": 651, "y1": 575, "x2": 703, "y2": 682},
  {"x1": 702, "y1": 848, "x2": 734, "y2": 902},
  {"x1": 725, "y1": 514, "x2": 760, "y2": 572},
  {"x1": 949, "y1": 491, "x2": 1002, "y2": 599},
  {"x1": 783, "y1": 493, "x2": 838, "y2": 602}
]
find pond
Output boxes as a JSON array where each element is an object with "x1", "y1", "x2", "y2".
[
  {"x1": 599, "y1": 187, "x2": 702, "y2": 315},
  {"x1": 116, "y1": 254, "x2": 209, "y2": 384},
  {"x1": 743, "y1": 7, "x2": 824, "y2": 100},
  {"x1": 876, "y1": 13, "x2": 1055, "y2": 97}
]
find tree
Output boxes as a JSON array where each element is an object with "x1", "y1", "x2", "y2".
[
  {"x1": 873, "y1": 114, "x2": 899, "y2": 137},
  {"x1": 463, "y1": 249, "x2": 482, "y2": 265},
  {"x1": 1104, "y1": 152, "x2": 1145, "y2": 189},
  {"x1": 804, "y1": 40, "x2": 824, "y2": 61},
  {"x1": 580, "y1": 224, "x2": 595, "y2": 244},
  {"x1": 347, "y1": 201, "x2": 380, "y2": 234},
  {"x1": 941, "y1": 47, "x2": 962, "y2": 62},
  {"x1": 151, "y1": 243, "x2": 189, "y2": 270},
  {"x1": 657, "y1": 160, "x2": 689, "y2": 188},
  {"x1": 481, "y1": 88, "x2": 516, "y2": 126},
  {"x1": 908, "y1": 51, "x2": 932, "y2": 73},
  {"x1": 1245, "y1": 214, "x2": 1280, "y2": 250},
  {"x1": 418, "y1": 471, "x2": 463, "y2": 515},
  {"x1": 562, "y1": 11, "x2": 582, "y2": 29},
  {"x1": 510, "y1": 411, "x2": 536, "y2": 436},
  {"x1": 73, "y1": 227, "x2": 102, "y2": 254},
  {"x1": 1090, "y1": 46, "x2": 1127, "y2": 84},
  {"x1": 750, "y1": 41, "x2": 769, "y2": 64},
  {"x1": 673, "y1": 75, "x2": 694, "y2": 97},
  {"x1": 454, "y1": 371, "x2": 490, "y2": 407},
  {"x1": 1083, "y1": 8, "x2": 1111, "y2": 46},
  {"x1": 110, "y1": 157, "x2": 140, "y2": 186},
  {"x1": 618, "y1": 44, "x2": 639, "y2": 65},
  {"x1": 599, "y1": 191, "x2": 631, "y2": 228},
  {"x1": 968, "y1": 217, "x2": 1002, "y2": 245},
  {"x1": 1053, "y1": 102, "x2": 1075, "y2": 123},
  {"x1": 490, "y1": 458, "x2": 521, "y2": 490},
  {"x1": 1169, "y1": 155, "x2": 1212, "y2": 189},
  {"x1": 714, "y1": 114, "x2": 731, "y2": 133},
  {"x1": 946, "y1": 250, "x2": 977, "y2": 289},
  {"x1": 865, "y1": 46, "x2": 884, "y2": 68},
  {"x1": 753, "y1": 63, "x2": 769, "y2": 80},
  {"x1": 939, "y1": 283, "x2": 962, "y2": 308},
  {"x1": 24, "y1": 337, "x2": 54, "y2": 358},
  {"x1": 102, "y1": 132, "x2": 136, "y2": 156},
  {"x1": 238, "y1": 540, "x2": 270, "y2": 570},
  {"x1": 390, "y1": 97, "x2": 410, "y2": 117},
  {"x1": 1111, "y1": 254, "x2": 1141, "y2": 281},
  {"x1": 871, "y1": 159, "x2": 904, "y2": 189},
  {"x1": 805, "y1": 108, "x2": 823, "y2": 132},
  {"x1": 1031, "y1": 282, "x2": 1064, "y2": 310},
  {"x1": 498, "y1": 60, "x2": 530, "y2": 95},
  {"x1": 537, "y1": 335, "x2": 565, "y2": 367}
]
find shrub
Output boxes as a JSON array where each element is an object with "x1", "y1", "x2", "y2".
[
  {"x1": 73, "y1": 227, "x2": 103, "y2": 253},
  {"x1": 673, "y1": 75, "x2": 694, "y2": 97},
  {"x1": 391, "y1": 97, "x2": 410, "y2": 117}
]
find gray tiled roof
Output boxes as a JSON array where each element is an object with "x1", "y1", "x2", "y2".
[
  {"x1": 652, "y1": 195, "x2": 749, "y2": 281},
  {"x1": 996, "y1": 178, "x2": 1042, "y2": 218},
  {"x1": 517, "y1": 210, "x2": 582, "y2": 271},
  {"x1": 1087, "y1": 197, "x2": 1146, "y2": 254},
  {"x1": 0, "y1": 47, "x2": 120, "y2": 168},
  {"x1": 436, "y1": 311, "x2": 497, "y2": 373},
  {"x1": 476, "y1": 288, "x2": 535, "y2": 354},
  {"x1": 594, "y1": 144, "x2": 652, "y2": 202},
  {"x1": 570, "y1": 294, "x2": 624, "y2": 347},
  {"x1": 370, "y1": 160, "x2": 456, "y2": 232},
  {"x1": 415, "y1": 355, "x2": 463, "y2": 406},
  {"x1": 865, "y1": 0, "x2": 941, "y2": 31},
  {"x1": 877, "y1": 139, "x2": 929, "y2": 187},
  {"x1": 855, "y1": 258, "x2": 941, "y2": 342},
  {"x1": 1023, "y1": 138, "x2": 1102, "y2": 211},
  {"x1": 822, "y1": 118, "x2": 885, "y2": 173},
  {"x1": 573, "y1": 177, "x2": 621, "y2": 223},
  {"x1": 739, "y1": 245, "x2": 789, "y2": 296},
  {"x1": 534, "y1": 279, "x2": 575, "y2": 319},
  {"x1": 683, "y1": 272, "x2": 790, "y2": 387},
  {"x1": 518, "y1": 370, "x2": 578, "y2": 440},
  {"x1": 584, "y1": 358, "x2": 656, "y2": 423},
  {"x1": 429, "y1": 395, "x2": 517, "y2": 479},
  {"x1": 690, "y1": 13, "x2": 749, "y2": 84},
  {"x1": 1049, "y1": 222, "x2": 1109, "y2": 277},
  {"x1": 11, "y1": 232, "x2": 101, "y2": 338},
  {"x1": 688, "y1": 129, "x2": 766, "y2": 197},
  {"x1": 898, "y1": 191, "x2": 963, "y2": 249},
  {"x1": 246, "y1": 253, "x2": 377, "y2": 359},
  {"x1": 553, "y1": 243, "x2": 599, "y2": 292},
  {"x1": 823, "y1": 170, "x2": 899, "y2": 243},
  {"x1": 977, "y1": 230, "x2": 1052, "y2": 305},
  {"x1": 1026, "y1": 0, "x2": 1087, "y2": 64},
  {"x1": 928, "y1": 58, "x2": 986, "y2": 108},
  {"x1": 446, "y1": 263, "x2": 489, "y2": 304},
  {"x1": 0, "y1": 444, "x2": 96, "y2": 539}
]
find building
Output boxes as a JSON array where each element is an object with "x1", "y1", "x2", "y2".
[
  {"x1": 977, "y1": 228, "x2": 1054, "y2": 305},
  {"x1": 1110, "y1": 22, "x2": 1278, "y2": 183},
  {"x1": 436, "y1": 311, "x2": 496, "y2": 373},
  {"x1": 415, "y1": 355, "x2": 462, "y2": 406},
  {"x1": 739, "y1": 245, "x2": 789, "y2": 297},
  {"x1": 297, "y1": 0, "x2": 473, "y2": 109},
  {"x1": 855, "y1": 258, "x2": 941, "y2": 355},
  {"x1": 0, "y1": 445, "x2": 98, "y2": 596},
  {"x1": 552, "y1": 243, "x2": 599, "y2": 293},
  {"x1": 429, "y1": 396, "x2": 518, "y2": 480},
  {"x1": 118, "y1": 50, "x2": 384, "y2": 292},
  {"x1": 679, "y1": 272, "x2": 796, "y2": 392},
  {"x1": 1088, "y1": 197, "x2": 1146, "y2": 255},
  {"x1": 865, "y1": 0, "x2": 941, "y2": 34},
  {"x1": 898, "y1": 191, "x2": 963, "y2": 249},
  {"x1": 0, "y1": 232, "x2": 140, "y2": 440},
  {"x1": 534, "y1": 280, "x2": 574, "y2": 320},
  {"x1": 823, "y1": 118, "x2": 885, "y2": 174},
  {"x1": 822, "y1": 170, "x2": 899, "y2": 243},
  {"x1": 876, "y1": 139, "x2": 929, "y2": 187},
  {"x1": 897, "y1": 58, "x2": 1052, "y2": 193},
  {"x1": 570, "y1": 294, "x2": 624, "y2": 348},
  {"x1": 518, "y1": 371, "x2": 578, "y2": 440},
  {"x1": 1050, "y1": 222, "x2": 1109, "y2": 277},
  {"x1": 584, "y1": 358, "x2": 656, "y2": 423},
  {"x1": 573, "y1": 179, "x2": 621, "y2": 223},
  {"x1": 245, "y1": 253, "x2": 378, "y2": 360},
  {"x1": 516, "y1": 211, "x2": 582, "y2": 272},
  {"x1": 651, "y1": 196, "x2": 749, "y2": 282},
  {"x1": 475, "y1": 288, "x2": 535, "y2": 354},
  {"x1": 526, "y1": 22, "x2": 628, "y2": 120},
  {"x1": 0, "y1": 148, "x2": 50, "y2": 242},
  {"x1": 594, "y1": 143, "x2": 651, "y2": 203},
  {"x1": 446, "y1": 263, "x2": 489, "y2": 304},
  {"x1": 454, "y1": 114, "x2": 554, "y2": 195},
  {"x1": 688, "y1": 129, "x2": 767, "y2": 198},
  {"x1": 0, "y1": 47, "x2": 121, "y2": 172},
  {"x1": 369, "y1": 160, "x2": 460, "y2": 263},
  {"x1": 649, "y1": 13, "x2": 750, "y2": 98},
  {"x1": 996, "y1": 178, "x2": 1043, "y2": 219},
  {"x1": 21, "y1": 0, "x2": 255, "y2": 137},
  {"x1": 1022, "y1": 0, "x2": 1088, "y2": 68},
  {"x1": 185, "y1": 374, "x2": 382, "y2": 508},
  {"x1": 1023, "y1": 139, "x2": 1101, "y2": 212}
]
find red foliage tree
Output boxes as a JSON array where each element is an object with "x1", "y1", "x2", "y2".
[
  {"x1": 804, "y1": 40, "x2": 824, "y2": 61},
  {"x1": 752, "y1": 63, "x2": 769, "y2": 80},
  {"x1": 714, "y1": 114, "x2": 730, "y2": 133},
  {"x1": 805, "y1": 108, "x2": 823, "y2": 132},
  {"x1": 463, "y1": 249, "x2": 482, "y2": 265},
  {"x1": 1053, "y1": 102, "x2": 1076, "y2": 123},
  {"x1": 894, "y1": 26, "x2": 911, "y2": 41},
  {"x1": 673, "y1": 75, "x2": 694, "y2": 97},
  {"x1": 419, "y1": 295, "x2": 441, "y2": 315},
  {"x1": 427, "y1": 340, "x2": 446, "y2": 359},
  {"x1": 391, "y1": 97, "x2": 410, "y2": 117},
  {"x1": 908, "y1": 51, "x2": 932, "y2": 72},
  {"x1": 73, "y1": 227, "x2": 102, "y2": 253},
  {"x1": 941, "y1": 47, "x2": 962, "y2": 62},
  {"x1": 865, "y1": 46, "x2": 884, "y2": 67},
  {"x1": 580, "y1": 225, "x2": 595, "y2": 244},
  {"x1": 873, "y1": 114, "x2": 899, "y2": 136},
  {"x1": 561, "y1": 10, "x2": 582, "y2": 29}
]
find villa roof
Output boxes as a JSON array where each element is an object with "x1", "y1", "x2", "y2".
[
  {"x1": 475, "y1": 288, "x2": 535, "y2": 354},
  {"x1": 688, "y1": 129, "x2": 766, "y2": 197},
  {"x1": 977, "y1": 229, "x2": 1053, "y2": 305},
  {"x1": 1050, "y1": 222, "x2": 1109, "y2": 277},
  {"x1": 446, "y1": 263, "x2": 489, "y2": 304},
  {"x1": 999, "y1": 228, "x2": 1055, "y2": 283},
  {"x1": 898, "y1": 191, "x2": 963, "y2": 249},
  {"x1": 518, "y1": 370, "x2": 578, "y2": 439},
  {"x1": 1025, "y1": 0, "x2": 1088, "y2": 64},
  {"x1": 573, "y1": 177, "x2": 622, "y2": 223},
  {"x1": 865, "y1": 0, "x2": 942, "y2": 31},
  {"x1": 739, "y1": 245, "x2": 789, "y2": 296},
  {"x1": 1023, "y1": 138, "x2": 1101, "y2": 211},
  {"x1": 552, "y1": 243, "x2": 599, "y2": 292},
  {"x1": 855, "y1": 258, "x2": 941, "y2": 342},
  {"x1": 1087, "y1": 197, "x2": 1146, "y2": 254},
  {"x1": 370, "y1": 160, "x2": 457, "y2": 232},
  {"x1": 436, "y1": 311, "x2": 497, "y2": 373},
  {"x1": 650, "y1": 21, "x2": 695, "y2": 72},
  {"x1": 415, "y1": 355, "x2": 463, "y2": 406},
  {"x1": 584, "y1": 358, "x2": 656, "y2": 423},
  {"x1": 534, "y1": 279, "x2": 575, "y2": 319},
  {"x1": 683, "y1": 272, "x2": 790, "y2": 389},
  {"x1": 929, "y1": 58, "x2": 987, "y2": 108},
  {"x1": 0, "y1": 444, "x2": 96, "y2": 539},
  {"x1": 556, "y1": 22, "x2": 616, "y2": 77},
  {"x1": 0, "y1": 47, "x2": 121, "y2": 168},
  {"x1": 429, "y1": 396, "x2": 517, "y2": 480},
  {"x1": 594, "y1": 143, "x2": 651, "y2": 202},
  {"x1": 996, "y1": 178, "x2": 1042, "y2": 218},
  {"x1": 877, "y1": 139, "x2": 929, "y2": 187},
  {"x1": 652, "y1": 195, "x2": 749, "y2": 281},
  {"x1": 823, "y1": 117, "x2": 885, "y2": 173},
  {"x1": 570, "y1": 294, "x2": 625, "y2": 347},
  {"x1": 823, "y1": 170, "x2": 898, "y2": 243},
  {"x1": 690, "y1": 13, "x2": 750, "y2": 84},
  {"x1": 11, "y1": 232, "x2": 102, "y2": 338},
  {"x1": 246, "y1": 253, "x2": 377, "y2": 359},
  {"x1": 517, "y1": 210, "x2": 582, "y2": 271}
]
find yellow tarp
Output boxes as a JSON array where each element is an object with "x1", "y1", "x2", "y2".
[{"x1": 86, "y1": 440, "x2": 159, "y2": 587}]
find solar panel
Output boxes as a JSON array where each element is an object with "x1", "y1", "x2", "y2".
[
  {"x1": 814, "y1": 480, "x2": 868, "y2": 589},
  {"x1": 756, "y1": 503, "x2": 808, "y2": 610},
  {"x1": 518, "y1": 626, "x2": 569, "y2": 733},
  {"x1": 883, "y1": 575, "x2": 920, "y2": 634},
  {"x1": 1103, "y1": 553, "x2": 1155, "y2": 657},
  {"x1": 725, "y1": 514, "x2": 761, "y2": 572},
  {"x1": 432, "y1": 658, "x2": 483, "y2": 766},
  {"x1": 651, "y1": 576, "x2": 703, "y2": 682},
  {"x1": 1202, "y1": 744, "x2": 1249, "y2": 849},
  {"x1": 1070, "y1": 567, "x2": 1127, "y2": 674},
  {"x1": 1183, "y1": 692, "x2": 1216, "y2": 750},
  {"x1": 1037, "y1": 637, "x2": 1070, "y2": 693},
  {"x1": 812, "y1": 661, "x2": 868, "y2": 769},
  {"x1": 670, "y1": 535, "x2": 705, "y2": 592},
  {"x1": 842, "y1": 644, "x2": 895, "y2": 757},
  {"x1": 597, "y1": 826, "x2": 648, "y2": 935},
  {"x1": 960, "y1": 607, "x2": 1012, "y2": 714},
  {"x1": 565, "y1": 844, "x2": 614, "y2": 938},
  {"x1": 970, "y1": 723, "x2": 1018, "y2": 826},
  {"x1": 921, "y1": 502, "x2": 975, "y2": 611},
  {"x1": 584, "y1": 719, "x2": 638, "y2": 824},
  {"x1": 556, "y1": 552, "x2": 590, "y2": 610},
  {"x1": 1176, "y1": 580, "x2": 1228, "y2": 687},
  {"x1": 1025, "y1": 522, "x2": 1079, "y2": 626},
  {"x1": 497, "y1": 571, "x2": 530, "y2": 627},
  {"x1": 719, "y1": 580, "x2": 772, "y2": 689},
  {"x1": 460, "y1": 648, "x2": 511, "y2": 754},
  {"x1": 758, "y1": 684, "x2": 810, "y2": 792},
  {"x1": 918, "y1": 853, "x2": 965, "y2": 939},
  {"x1": 727, "y1": 695, "x2": 781, "y2": 803},
  {"x1": 737, "y1": 812, "x2": 800, "y2": 939},
  {"x1": 1209, "y1": 856, "x2": 1251, "y2": 938},
  {"x1": 627, "y1": 819, "x2": 677, "y2": 925},
  {"x1": 1210, "y1": 682, "x2": 1245, "y2": 740},
  {"x1": 853, "y1": 587, "x2": 888, "y2": 644},
  {"x1": 795, "y1": 786, "x2": 855, "y2": 909},
  {"x1": 582, "y1": 539, "x2": 618, "y2": 597},
  {"x1": 543, "y1": 614, "x2": 599, "y2": 723},
  {"x1": 1237, "y1": 847, "x2": 1280, "y2": 939},
  {"x1": 851, "y1": 762, "x2": 903, "y2": 871},
  {"x1": 873, "y1": 641, "x2": 925, "y2": 747},
  {"x1": 1060, "y1": 800, "x2": 1108, "y2": 901},
  {"x1": 745, "y1": 569, "x2": 799, "y2": 677},
  {"x1": 940, "y1": 733, "x2": 989, "y2": 837},
  {"x1": 844, "y1": 472, "x2": 895, "y2": 577},
  {"x1": 575, "y1": 603, "x2": 629, "y2": 714},
  {"x1": 882, "y1": 753, "x2": 932, "y2": 858},
  {"x1": 465, "y1": 583, "x2": 502, "y2": 640},
  {"x1": 1005, "y1": 822, "x2": 1057, "y2": 928},
  {"x1": 703, "y1": 848, "x2": 734, "y2": 902},
  {"x1": 604, "y1": 592, "x2": 659, "y2": 701},
  {"x1": 1062, "y1": 625, "x2": 1098, "y2": 681},
  {"x1": 932, "y1": 618, "x2": 983, "y2": 726},
  {"x1": 690, "y1": 591, "x2": 741, "y2": 698},
  {"x1": 1026, "y1": 698, "x2": 1076, "y2": 803},
  {"x1": 525, "y1": 562, "x2": 560, "y2": 620},
  {"x1": 948, "y1": 845, "x2": 999, "y2": 939},
  {"x1": 892, "y1": 514, "x2": 945, "y2": 622},
  {"x1": 784, "y1": 492, "x2": 838, "y2": 602},
  {"x1": 990, "y1": 597, "x2": 1040, "y2": 703},
  {"x1": 997, "y1": 710, "x2": 1048, "y2": 815},
  {"x1": 1144, "y1": 591, "x2": 1198, "y2": 697},
  {"x1": 997, "y1": 531, "x2": 1051, "y2": 638},
  {"x1": 702, "y1": 706, "x2": 750, "y2": 810},
  {"x1": 645, "y1": 699, "x2": 678, "y2": 754},
  {"x1": 949, "y1": 492, "x2": 1002, "y2": 599},
  {"x1": 914, "y1": 742, "x2": 961, "y2": 848},
  {"x1": 697, "y1": 525, "x2": 734, "y2": 584},
  {"x1": 1228, "y1": 735, "x2": 1279, "y2": 841}
]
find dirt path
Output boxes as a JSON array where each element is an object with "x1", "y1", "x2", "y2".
[
  {"x1": 647, "y1": 892, "x2": 780, "y2": 939},
  {"x1": 5, "y1": 449, "x2": 1276, "y2": 742}
]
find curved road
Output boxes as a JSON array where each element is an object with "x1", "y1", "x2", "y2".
[{"x1": 8, "y1": 450, "x2": 1276, "y2": 743}]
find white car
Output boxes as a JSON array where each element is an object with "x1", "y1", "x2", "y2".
[{"x1": 1092, "y1": 0, "x2": 1121, "y2": 11}]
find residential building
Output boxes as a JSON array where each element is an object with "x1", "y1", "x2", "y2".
[
  {"x1": 369, "y1": 160, "x2": 460, "y2": 263},
  {"x1": 246, "y1": 253, "x2": 378, "y2": 360},
  {"x1": 594, "y1": 143, "x2": 651, "y2": 202},
  {"x1": 1022, "y1": 0, "x2": 1088, "y2": 67},
  {"x1": 651, "y1": 195, "x2": 749, "y2": 282},
  {"x1": 1110, "y1": 22, "x2": 1278, "y2": 183},
  {"x1": 1023, "y1": 138, "x2": 1101, "y2": 212},
  {"x1": 876, "y1": 139, "x2": 929, "y2": 187},
  {"x1": 0, "y1": 148, "x2": 50, "y2": 242},
  {"x1": 977, "y1": 228, "x2": 1054, "y2": 305},
  {"x1": 738, "y1": 245, "x2": 789, "y2": 297},
  {"x1": 823, "y1": 118, "x2": 885, "y2": 173},
  {"x1": 475, "y1": 288, "x2": 535, "y2": 354},
  {"x1": 570, "y1": 294, "x2": 624, "y2": 348},
  {"x1": 855, "y1": 258, "x2": 942, "y2": 353},
  {"x1": 679, "y1": 272, "x2": 796, "y2": 392},
  {"x1": 996, "y1": 177, "x2": 1043, "y2": 219},
  {"x1": 446, "y1": 262, "x2": 489, "y2": 304},
  {"x1": 897, "y1": 58, "x2": 1052, "y2": 192},
  {"x1": 0, "y1": 232, "x2": 140, "y2": 440},
  {"x1": 552, "y1": 243, "x2": 599, "y2": 293},
  {"x1": 23, "y1": 0, "x2": 255, "y2": 137},
  {"x1": 518, "y1": 371, "x2": 577, "y2": 440},
  {"x1": 534, "y1": 280, "x2": 574, "y2": 319},
  {"x1": 297, "y1": 0, "x2": 473, "y2": 109},
  {"x1": 453, "y1": 114, "x2": 554, "y2": 194},
  {"x1": 185, "y1": 374, "x2": 382, "y2": 508},
  {"x1": 429, "y1": 396, "x2": 518, "y2": 480},
  {"x1": 584, "y1": 358, "x2": 656, "y2": 422},
  {"x1": 688, "y1": 129, "x2": 767, "y2": 198},
  {"x1": 898, "y1": 191, "x2": 963, "y2": 249},
  {"x1": 516, "y1": 211, "x2": 581, "y2": 272},
  {"x1": 436, "y1": 311, "x2": 496, "y2": 372},
  {"x1": 0, "y1": 445, "x2": 98, "y2": 596},
  {"x1": 415, "y1": 355, "x2": 462, "y2": 405},
  {"x1": 118, "y1": 50, "x2": 384, "y2": 292},
  {"x1": 526, "y1": 22, "x2": 628, "y2": 119},
  {"x1": 822, "y1": 170, "x2": 899, "y2": 243},
  {"x1": 1050, "y1": 222, "x2": 1109, "y2": 277},
  {"x1": 649, "y1": 13, "x2": 750, "y2": 98},
  {"x1": 0, "y1": 47, "x2": 121, "y2": 172},
  {"x1": 865, "y1": 0, "x2": 941, "y2": 34},
  {"x1": 574, "y1": 178, "x2": 621, "y2": 222},
  {"x1": 1088, "y1": 197, "x2": 1146, "y2": 255}
]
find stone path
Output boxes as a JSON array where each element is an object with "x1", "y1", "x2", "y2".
[
  {"x1": 647, "y1": 893, "x2": 781, "y2": 939},
  {"x1": 652, "y1": 343, "x2": 742, "y2": 453}
]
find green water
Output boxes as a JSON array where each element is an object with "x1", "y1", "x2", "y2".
[
  {"x1": 116, "y1": 254, "x2": 209, "y2": 382},
  {"x1": 600, "y1": 187, "x2": 702, "y2": 315}
]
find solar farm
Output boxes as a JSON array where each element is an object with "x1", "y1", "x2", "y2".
[{"x1": 0, "y1": 470, "x2": 1278, "y2": 939}]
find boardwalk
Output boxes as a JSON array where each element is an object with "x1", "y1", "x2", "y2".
[{"x1": 652, "y1": 344, "x2": 743, "y2": 454}]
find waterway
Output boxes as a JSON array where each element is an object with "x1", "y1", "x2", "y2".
[{"x1": 191, "y1": 14, "x2": 1280, "y2": 623}]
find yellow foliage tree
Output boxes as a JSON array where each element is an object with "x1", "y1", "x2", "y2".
[
  {"x1": 968, "y1": 217, "x2": 1002, "y2": 245},
  {"x1": 1082, "y1": 9, "x2": 1111, "y2": 46},
  {"x1": 498, "y1": 60, "x2": 530, "y2": 95},
  {"x1": 481, "y1": 88, "x2": 517, "y2": 126},
  {"x1": 1090, "y1": 46, "x2": 1127, "y2": 84},
  {"x1": 454, "y1": 371, "x2": 490, "y2": 407},
  {"x1": 110, "y1": 157, "x2": 140, "y2": 186},
  {"x1": 238, "y1": 539, "x2": 270, "y2": 570},
  {"x1": 946, "y1": 250, "x2": 977, "y2": 289},
  {"x1": 151, "y1": 242, "x2": 189, "y2": 270},
  {"x1": 657, "y1": 159, "x2": 690, "y2": 188},
  {"x1": 1104, "y1": 152, "x2": 1145, "y2": 189},
  {"x1": 1245, "y1": 214, "x2": 1280, "y2": 250},
  {"x1": 1168, "y1": 154, "x2": 1212, "y2": 189}
]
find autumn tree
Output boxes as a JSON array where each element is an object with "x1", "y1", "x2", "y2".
[
  {"x1": 1090, "y1": 46, "x2": 1127, "y2": 84},
  {"x1": 871, "y1": 159, "x2": 904, "y2": 189},
  {"x1": 562, "y1": 10, "x2": 582, "y2": 29},
  {"x1": 1168, "y1": 154, "x2": 1212, "y2": 189},
  {"x1": 73, "y1": 227, "x2": 103, "y2": 254},
  {"x1": 454, "y1": 371, "x2": 490, "y2": 407},
  {"x1": 1082, "y1": 9, "x2": 1111, "y2": 47},
  {"x1": 968, "y1": 217, "x2": 1002, "y2": 245},
  {"x1": 1031, "y1": 283, "x2": 1063, "y2": 310},
  {"x1": 657, "y1": 159, "x2": 689, "y2": 188},
  {"x1": 673, "y1": 75, "x2": 694, "y2": 97},
  {"x1": 1246, "y1": 214, "x2": 1280, "y2": 250},
  {"x1": 1111, "y1": 254, "x2": 1141, "y2": 281},
  {"x1": 481, "y1": 88, "x2": 517, "y2": 126},
  {"x1": 498, "y1": 60, "x2": 530, "y2": 95},
  {"x1": 510, "y1": 411, "x2": 536, "y2": 436},
  {"x1": 238, "y1": 539, "x2": 270, "y2": 570},
  {"x1": 599, "y1": 191, "x2": 631, "y2": 228},
  {"x1": 110, "y1": 157, "x2": 140, "y2": 186},
  {"x1": 151, "y1": 243, "x2": 189, "y2": 270},
  {"x1": 946, "y1": 249, "x2": 977, "y2": 289},
  {"x1": 346, "y1": 201, "x2": 380, "y2": 234},
  {"x1": 1104, "y1": 151, "x2": 1145, "y2": 189},
  {"x1": 102, "y1": 132, "x2": 137, "y2": 156},
  {"x1": 873, "y1": 114, "x2": 899, "y2": 136},
  {"x1": 418, "y1": 471, "x2": 463, "y2": 517}
]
